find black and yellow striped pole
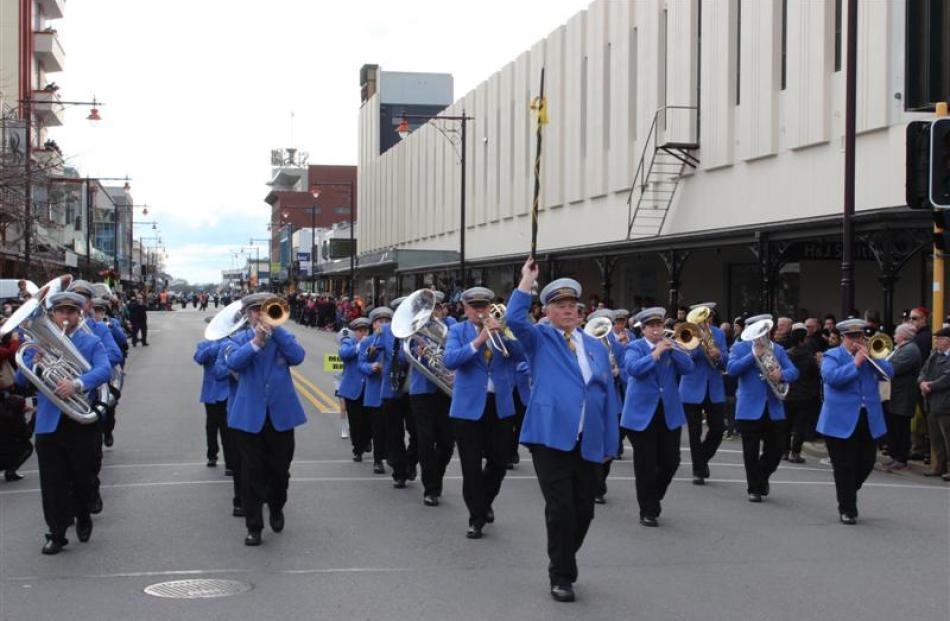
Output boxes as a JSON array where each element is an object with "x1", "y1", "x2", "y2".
[{"x1": 529, "y1": 69, "x2": 547, "y2": 259}]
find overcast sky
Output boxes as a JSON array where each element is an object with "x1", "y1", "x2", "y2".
[{"x1": 49, "y1": 0, "x2": 590, "y2": 284}]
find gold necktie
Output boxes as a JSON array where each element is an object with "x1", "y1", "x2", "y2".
[
  {"x1": 563, "y1": 331, "x2": 577, "y2": 356},
  {"x1": 483, "y1": 346, "x2": 493, "y2": 364}
]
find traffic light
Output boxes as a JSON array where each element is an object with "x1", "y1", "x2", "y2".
[
  {"x1": 931, "y1": 118, "x2": 950, "y2": 208},
  {"x1": 907, "y1": 121, "x2": 932, "y2": 209}
]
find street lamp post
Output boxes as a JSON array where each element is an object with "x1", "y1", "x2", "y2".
[
  {"x1": 309, "y1": 182, "x2": 356, "y2": 298},
  {"x1": 398, "y1": 112, "x2": 473, "y2": 288},
  {"x1": 19, "y1": 95, "x2": 102, "y2": 277}
]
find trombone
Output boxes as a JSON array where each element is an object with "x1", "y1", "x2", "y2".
[
  {"x1": 863, "y1": 332, "x2": 893, "y2": 380},
  {"x1": 479, "y1": 303, "x2": 511, "y2": 358}
]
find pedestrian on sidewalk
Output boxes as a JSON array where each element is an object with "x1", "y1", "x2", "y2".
[
  {"x1": 818, "y1": 318, "x2": 893, "y2": 525},
  {"x1": 882, "y1": 323, "x2": 922, "y2": 472},
  {"x1": 918, "y1": 327, "x2": 950, "y2": 480}
]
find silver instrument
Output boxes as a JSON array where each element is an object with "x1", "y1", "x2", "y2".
[
  {"x1": 584, "y1": 316, "x2": 619, "y2": 376},
  {"x1": 478, "y1": 303, "x2": 511, "y2": 358},
  {"x1": 740, "y1": 319, "x2": 789, "y2": 400},
  {"x1": 391, "y1": 288, "x2": 454, "y2": 396},
  {"x1": 0, "y1": 281, "x2": 107, "y2": 425}
]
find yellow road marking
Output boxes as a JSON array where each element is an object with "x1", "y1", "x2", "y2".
[
  {"x1": 290, "y1": 368, "x2": 339, "y2": 411},
  {"x1": 293, "y1": 379, "x2": 330, "y2": 414}
]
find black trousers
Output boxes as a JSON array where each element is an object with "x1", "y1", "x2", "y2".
[
  {"x1": 452, "y1": 395, "x2": 513, "y2": 527},
  {"x1": 345, "y1": 396, "x2": 372, "y2": 457},
  {"x1": 736, "y1": 414, "x2": 786, "y2": 495},
  {"x1": 234, "y1": 416, "x2": 295, "y2": 532},
  {"x1": 784, "y1": 399, "x2": 818, "y2": 454},
  {"x1": 205, "y1": 401, "x2": 229, "y2": 462},
  {"x1": 530, "y1": 443, "x2": 601, "y2": 588},
  {"x1": 825, "y1": 410, "x2": 877, "y2": 517},
  {"x1": 411, "y1": 392, "x2": 454, "y2": 496},
  {"x1": 366, "y1": 406, "x2": 387, "y2": 464},
  {"x1": 35, "y1": 417, "x2": 100, "y2": 539},
  {"x1": 130, "y1": 322, "x2": 147, "y2": 345},
  {"x1": 884, "y1": 411, "x2": 911, "y2": 464},
  {"x1": 626, "y1": 405, "x2": 681, "y2": 518},
  {"x1": 509, "y1": 392, "x2": 527, "y2": 463},
  {"x1": 384, "y1": 394, "x2": 417, "y2": 481},
  {"x1": 0, "y1": 440, "x2": 33, "y2": 472},
  {"x1": 684, "y1": 396, "x2": 726, "y2": 476}
]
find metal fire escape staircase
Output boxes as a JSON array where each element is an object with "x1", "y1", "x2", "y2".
[{"x1": 626, "y1": 106, "x2": 699, "y2": 239}]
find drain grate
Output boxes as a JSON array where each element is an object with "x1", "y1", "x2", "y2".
[{"x1": 144, "y1": 578, "x2": 252, "y2": 599}]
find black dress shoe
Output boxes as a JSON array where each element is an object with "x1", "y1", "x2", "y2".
[
  {"x1": 103, "y1": 432, "x2": 114, "y2": 448},
  {"x1": 207, "y1": 459, "x2": 217, "y2": 468},
  {"x1": 466, "y1": 525, "x2": 483, "y2": 539},
  {"x1": 692, "y1": 475, "x2": 705, "y2": 485},
  {"x1": 4, "y1": 470, "x2": 23, "y2": 482},
  {"x1": 788, "y1": 452, "x2": 805, "y2": 464},
  {"x1": 839, "y1": 513, "x2": 857, "y2": 525},
  {"x1": 232, "y1": 506, "x2": 245, "y2": 518},
  {"x1": 225, "y1": 469, "x2": 234, "y2": 476},
  {"x1": 550, "y1": 584, "x2": 575, "y2": 603},
  {"x1": 485, "y1": 508, "x2": 495, "y2": 524},
  {"x1": 506, "y1": 462, "x2": 515, "y2": 470},
  {"x1": 748, "y1": 493, "x2": 763, "y2": 503},
  {"x1": 639, "y1": 516, "x2": 658, "y2": 527},
  {"x1": 42, "y1": 534, "x2": 67, "y2": 555},
  {"x1": 244, "y1": 531, "x2": 262, "y2": 546},
  {"x1": 762, "y1": 482, "x2": 770, "y2": 497},
  {"x1": 352, "y1": 454, "x2": 363, "y2": 462},
  {"x1": 393, "y1": 479, "x2": 407, "y2": 489},
  {"x1": 423, "y1": 495, "x2": 439, "y2": 507},
  {"x1": 76, "y1": 517, "x2": 93, "y2": 542},
  {"x1": 593, "y1": 495, "x2": 606, "y2": 505},
  {"x1": 89, "y1": 494, "x2": 103, "y2": 515},
  {"x1": 269, "y1": 508, "x2": 284, "y2": 532},
  {"x1": 373, "y1": 462, "x2": 385, "y2": 474},
  {"x1": 407, "y1": 466, "x2": 417, "y2": 482}
]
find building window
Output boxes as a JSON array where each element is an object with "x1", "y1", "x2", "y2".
[
  {"x1": 780, "y1": 0, "x2": 787, "y2": 90},
  {"x1": 834, "y1": 0, "x2": 842, "y2": 72},
  {"x1": 335, "y1": 207, "x2": 349, "y2": 215},
  {"x1": 905, "y1": 0, "x2": 950, "y2": 111}
]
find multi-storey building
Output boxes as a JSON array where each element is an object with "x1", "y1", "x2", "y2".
[{"x1": 357, "y1": 0, "x2": 948, "y2": 327}]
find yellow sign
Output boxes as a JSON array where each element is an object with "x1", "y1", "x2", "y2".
[{"x1": 323, "y1": 353, "x2": 344, "y2": 372}]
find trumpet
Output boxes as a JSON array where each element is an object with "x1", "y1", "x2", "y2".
[
  {"x1": 479, "y1": 303, "x2": 511, "y2": 358},
  {"x1": 662, "y1": 322, "x2": 702, "y2": 353}
]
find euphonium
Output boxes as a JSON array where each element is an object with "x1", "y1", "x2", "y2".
[
  {"x1": 584, "y1": 316, "x2": 619, "y2": 375},
  {"x1": 740, "y1": 319, "x2": 789, "y2": 400},
  {"x1": 686, "y1": 306, "x2": 721, "y2": 367},
  {"x1": 391, "y1": 289, "x2": 454, "y2": 396}
]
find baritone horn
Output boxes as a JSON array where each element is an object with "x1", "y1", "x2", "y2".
[{"x1": 686, "y1": 305, "x2": 721, "y2": 367}]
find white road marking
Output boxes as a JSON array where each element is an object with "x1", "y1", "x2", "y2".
[{"x1": 4, "y1": 566, "x2": 411, "y2": 583}]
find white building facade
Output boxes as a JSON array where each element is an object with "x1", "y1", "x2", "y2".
[{"x1": 357, "y1": 0, "x2": 943, "y2": 325}]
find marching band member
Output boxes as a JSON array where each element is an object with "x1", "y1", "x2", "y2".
[
  {"x1": 679, "y1": 302, "x2": 729, "y2": 485},
  {"x1": 92, "y1": 297, "x2": 126, "y2": 448},
  {"x1": 360, "y1": 307, "x2": 392, "y2": 474},
  {"x1": 586, "y1": 309, "x2": 621, "y2": 504},
  {"x1": 16, "y1": 292, "x2": 111, "y2": 554},
  {"x1": 225, "y1": 293, "x2": 306, "y2": 546},
  {"x1": 193, "y1": 336, "x2": 232, "y2": 469},
  {"x1": 443, "y1": 286, "x2": 521, "y2": 540},
  {"x1": 726, "y1": 315, "x2": 799, "y2": 502},
  {"x1": 338, "y1": 318, "x2": 372, "y2": 462},
  {"x1": 214, "y1": 332, "x2": 244, "y2": 517},
  {"x1": 818, "y1": 318, "x2": 893, "y2": 524},
  {"x1": 507, "y1": 259, "x2": 619, "y2": 603},
  {"x1": 621, "y1": 306, "x2": 694, "y2": 527},
  {"x1": 381, "y1": 297, "x2": 417, "y2": 488}
]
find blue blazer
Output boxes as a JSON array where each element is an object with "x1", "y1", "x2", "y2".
[
  {"x1": 679, "y1": 325, "x2": 729, "y2": 404},
  {"x1": 17, "y1": 329, "x2": 111, "y2": 434},
  {"x1": 817, "y1": 345, "x2": 892, "y2": 439},
  {"x1": 337, "y1": 336, "x2": 364, "y2": 400},
  {"x1": 506, "y1": 289, "x2": 619, "y2": 462},
  {"x1": 607, "y1": 331, "x2": 629, "y2": 389},
  {"x1": 358, "y1": 332, "x2": 385, "y2": 408},
  {"x1": 225, "y1": 326, "x2": 307, "y2": 433},
  {"x1": 86, "y1": 318, "x2": 123, "y2": 367},
  {"x1": 213, "y1": 335, "x2": 241, "y2": 416},
  {"x1": 109, "y1": 317, "x2": 128, "y2": 350},
  {"x1": 726, "y1": 340, "x2": 799, "y2": 421},
  {"x1": 443, "y1": 319, "x2": 519, "y2": 420},
  {"x1": 194, "y1": 339, "x2": 230, "y2": 403},
  {"x1": 621, "y1": 338, "x2": 694, "y2": 431}
]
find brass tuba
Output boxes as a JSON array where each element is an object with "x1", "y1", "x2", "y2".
[
  {"x1": 740, "y1": 319, "x2": 789, "y2": 400},
  {"x1": 1, "y1": 276, "x2": 107, "y2": 424},
  {"x1": 391, "y1": 289, "x2": 454, "y2": 396}
]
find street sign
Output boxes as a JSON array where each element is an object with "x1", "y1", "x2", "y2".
[
  {"x1": 323, "y1": 353, "x2": 343, "y2": 372},
  {"x1": 328, "y1": 238, "x2": 356, "y2": 259},
  {"x1": 296, "y1": 252, "x2": 310, "y2": 262}
]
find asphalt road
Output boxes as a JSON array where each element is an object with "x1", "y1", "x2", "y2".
[{"x1": 0, "y1": 307, "x2": 948, "y2": 621}]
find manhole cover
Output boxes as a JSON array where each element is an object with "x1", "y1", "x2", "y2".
[{"x1": 144, "y1": 579, "x2": 252, "y2": 599}]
